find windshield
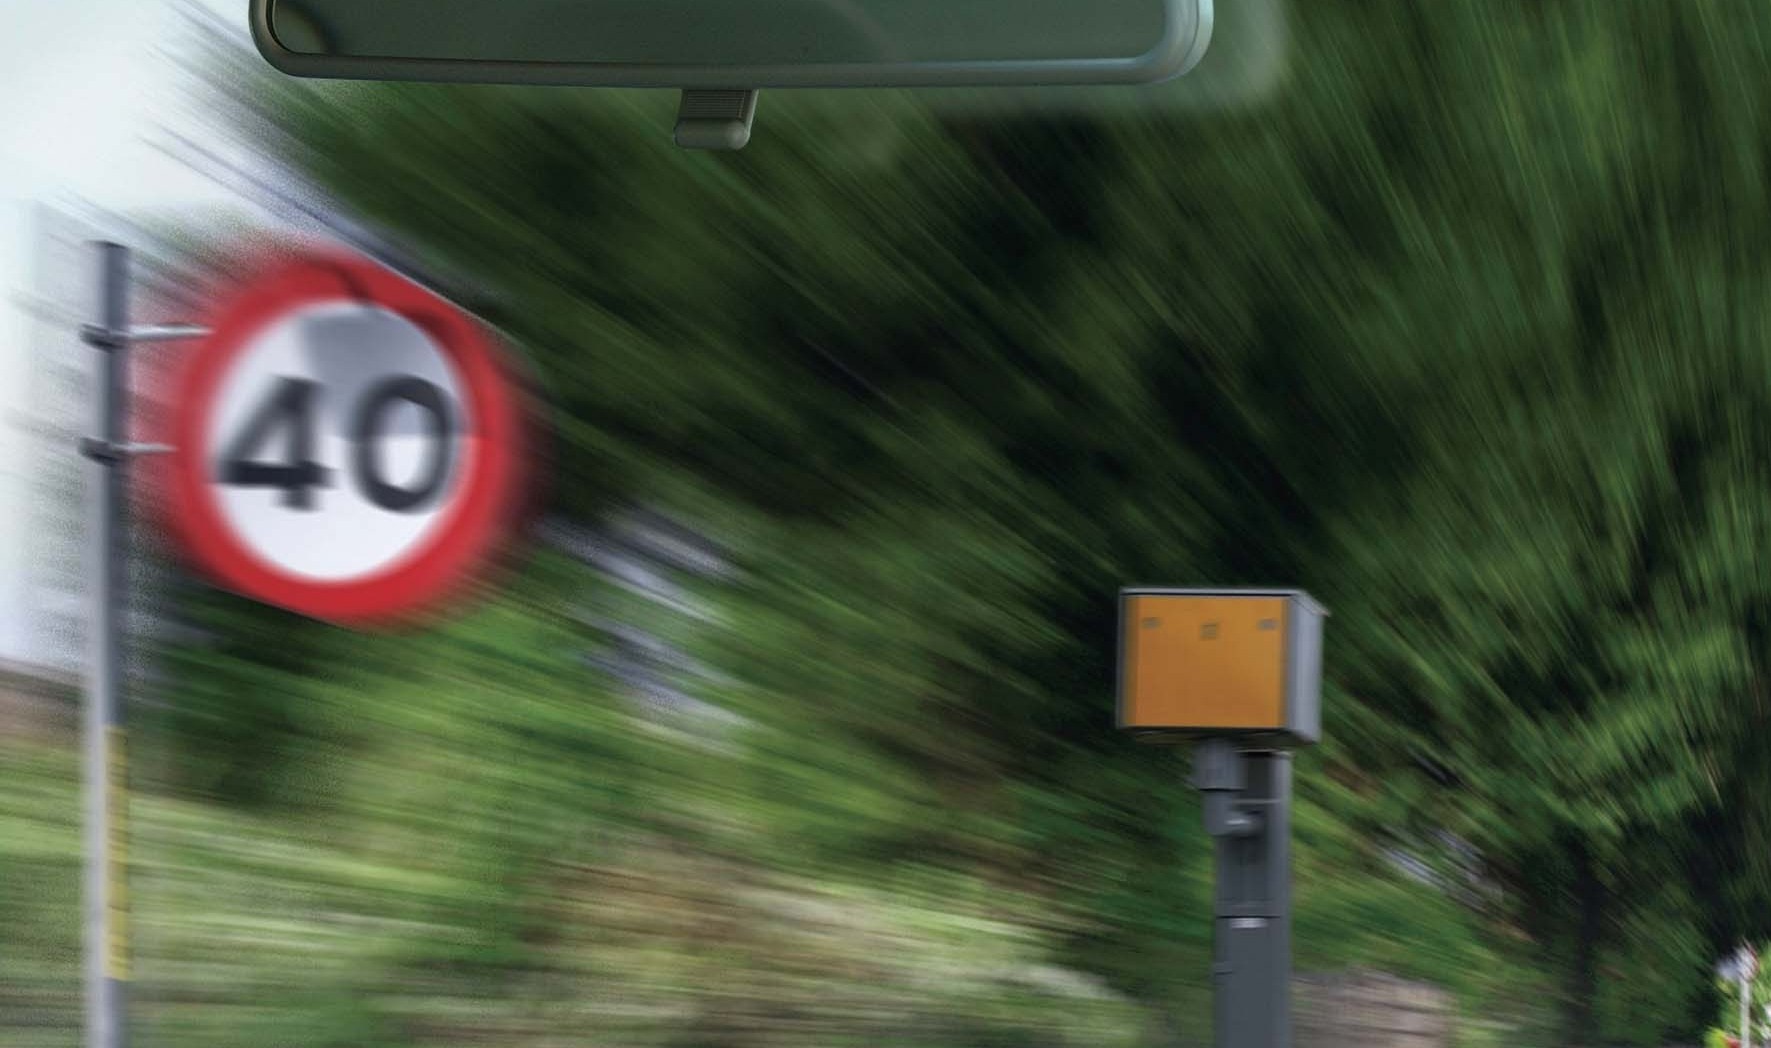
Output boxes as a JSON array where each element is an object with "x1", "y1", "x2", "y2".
[{"x1": 1, "y1": 3, "x2": 1766, "y2": 1048}]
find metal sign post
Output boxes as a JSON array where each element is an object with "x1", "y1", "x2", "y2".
[
  {"x1": 82, "y1": 241, "x2": 131, "y2": 1048},
  {"x1": 78, "y1": 242, "x2": 210, "y2": 1048},
  {"x1": 1739, "y1": 944, "x2": 1758, "y2": 1048}
]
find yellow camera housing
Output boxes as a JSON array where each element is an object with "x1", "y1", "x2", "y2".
[{"x1": 1117, "y1": 588, "x2": 1324, "y2": 744}]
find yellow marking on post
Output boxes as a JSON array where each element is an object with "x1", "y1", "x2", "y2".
[{"x1": 105, "y1": 727, "x2": 129, "y2": 981}]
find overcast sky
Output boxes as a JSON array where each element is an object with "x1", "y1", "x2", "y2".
[
  {"x1": 0, "y1": 0, "x2": 254, "y2": 669},
  {"x1": 0, "y1": 0, "x2": 244, "y2": 209}
]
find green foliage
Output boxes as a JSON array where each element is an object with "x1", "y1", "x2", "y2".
[{"x1": 0, "y1": 744, "x2": 81, "y2": 1044}]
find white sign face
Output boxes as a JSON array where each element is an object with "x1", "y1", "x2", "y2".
[
  {"x1": 205, "y1": 302, "x2": 472, "y2": 582},
  {"x1": 166, "y1": 248, "x2": 526, "y2": 627}
]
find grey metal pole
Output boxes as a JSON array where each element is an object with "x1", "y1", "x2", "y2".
[
  {"x1": 1195, "y1": 740, "x2": 1292, "y2": 1048},
  {"x1": 1741, "y1": 951, "x2": 1753, "y2": 1048},
  {"x1": 82, "y1": 241, "x2": 131, "y2": 1048}
]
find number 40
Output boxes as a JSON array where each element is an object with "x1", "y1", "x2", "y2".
[{"x1": 218, "y1": 376, "x2": 455, "y2": 513}]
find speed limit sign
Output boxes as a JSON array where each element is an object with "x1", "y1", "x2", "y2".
[{"x1": 164, "y1": 248, "x2": 529, "y2": 626}]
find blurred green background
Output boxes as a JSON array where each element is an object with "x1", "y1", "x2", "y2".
[{"x1": 9, "y1": 0, "x2": 1771, "y2": 1045}]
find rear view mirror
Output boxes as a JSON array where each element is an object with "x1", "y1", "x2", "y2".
[
  {"x1": 250, "y1": 0, "x2": 1213, "y2": 149},
  {"x1": 251, "y1": 0, "x2": 1212, "y2": 89}
]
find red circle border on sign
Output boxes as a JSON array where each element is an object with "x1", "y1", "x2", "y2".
[{"x1": 165, "y1": 247, "x2": 524, "y2": 628}]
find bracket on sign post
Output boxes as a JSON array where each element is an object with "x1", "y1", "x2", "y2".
[
  {"x1": 77, "y1": 242, "x2": 210, "y2": 1048},
  {"x1": 1117, "y1": 587, "x2": 1326, "y2": 1048}
]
